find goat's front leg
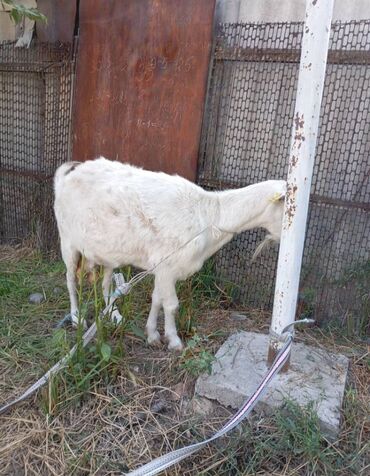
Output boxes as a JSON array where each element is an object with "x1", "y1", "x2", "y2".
[
  {"x1": 156, "y1": 275, "x2": 183, "y2": 351},
  {"x1": 146, "y1": 274, "x2": 182, "y2": 351},
  {"x1": 102, "y1": 267, "x2": 123, "y2": 324},
  {"x1": 145, "y1": 284, "x2": 162, "y2": 346},
  {"x1": 164, "y1": 292, "x2": 182, "y2": 351}
]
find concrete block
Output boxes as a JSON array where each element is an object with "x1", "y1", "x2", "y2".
[
  {"x1": 191, "y1": 396, "x2": 217, "y2": 416},
  {"x1": 195, "y1": 331, "x2": 349, "y2": 439}
]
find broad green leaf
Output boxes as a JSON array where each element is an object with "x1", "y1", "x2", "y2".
[{"x1": 100, "y1": 342, "x2": 111, "y2": 362}]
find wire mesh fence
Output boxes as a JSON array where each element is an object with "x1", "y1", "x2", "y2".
[
  {"x1": 0, "y1": 41, "x2": 75, "y2": 251},
  {"x1": 198, "y1": 21, "x2": 370, "y2": 329}
]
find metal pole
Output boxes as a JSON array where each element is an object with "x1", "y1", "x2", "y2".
[{"x1": 268, "y1": 0, "x2": 334, "y2": 369}]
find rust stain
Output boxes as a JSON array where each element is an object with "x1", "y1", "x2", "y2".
[
  {"x1": 294, "y1": 112, "x2": 304, "y2": 130},
  {"x1": 284, "y1": 182, "x2": 298, "y2": 228},
  {"x1": 294, "y1": 132, "x2": 306, "y2": 149},
  {"x1": 0, "y1": 167, "x2": 53, "y2": 182},
  {"x1": 293, "y1": 112, "x2": 306, "y2": 149},
  {"x1": 290, "y1": 155, "x2": 298, "y2": 168}
]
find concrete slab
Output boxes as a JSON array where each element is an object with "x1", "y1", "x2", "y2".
[{"x1": 195, "y1": 331, "x2": 349, "y2": 439}]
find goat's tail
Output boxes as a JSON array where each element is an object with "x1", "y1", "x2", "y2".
[{"x1": 54, "y1": 161, "x2": 82, "y2": 190}]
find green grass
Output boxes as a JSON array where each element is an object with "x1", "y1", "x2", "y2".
[
  {"x1": 179, "y1": 334, "x2": 216, "y2": 377},
  {"x1": 335, "y1": 259, "x2": 370, "y2": 336},
  {"x1": 0, "y1": 253, "x2": 68, "y2": 381},
  {"x1": 0, "y1": 251, "x2": 226, "y2": 412},
  {"x1": 0, "y1": 251, "x2": 126, "y2": 410},
  {"x1": 195, "y1": 395, "x2": 369, "y2": 475},
  {"x1": 176, "y1": 259, "x2": 234, "y2": 337}
]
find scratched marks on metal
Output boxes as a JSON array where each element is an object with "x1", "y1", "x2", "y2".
[{"x1": 73, "y1": 0, "x2": 215, "y2": 181}]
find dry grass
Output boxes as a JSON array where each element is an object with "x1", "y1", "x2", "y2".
[
  {"x1": 0, "y1": 245, "x2": 368, "y2": 475},
  {"x1": 0, "y1": 243, "x2": 37, "y2": 263}
]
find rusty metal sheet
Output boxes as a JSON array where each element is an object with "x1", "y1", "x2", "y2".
[
  {"x1": 36, "y1": 0, "x2": 76, "y2": 43},
  {"x1": 72, "y1": 0, "x2": 215, "y2": 181}
]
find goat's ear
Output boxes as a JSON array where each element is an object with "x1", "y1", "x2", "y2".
[{"x1": 269, "y1": 191, "x2": 285, "y2": 203}]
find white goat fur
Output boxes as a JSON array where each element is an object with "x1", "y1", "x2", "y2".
[{"x1": 54, "y1": 157, "x2": 286, "y2": 350}]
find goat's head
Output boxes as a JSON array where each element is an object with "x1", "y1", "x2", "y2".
[
  {"x1": 253, "y1": 180, "x2": 286, "y2": 260},
  {"x1": 266, "y1": 180, "x2": 286, "y2": 241}
]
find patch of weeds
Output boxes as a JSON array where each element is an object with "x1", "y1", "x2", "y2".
[
  {"x1": 179, "y1": 334, "x2": 215, "y2": 377},
  {"x1": 204, "y1": 400, "x2": 341, "y2": 475},
  {"x1": 39, "y1": 266, "x2": 131, "y2": 414},
  {"x1": 297, "y1": 286, "x2": 316, "y2": 319},
  {"x1": 42, "y1": 330, "x2": 127, "y2": 415},
  {"x1": 205, "y1": 397, "x2": 369, "y2": 476},
  {"x1": 334, "y1": 259, "x2": 370, "y2": 336},
  {"x1": 36, "y1": 259, "x2": 165, "y2": 415},
  {"x1": 50, "y1": 327, "x2": 70, "y2": 359},
  {"x1": 274, "y1": 400, "x2": 334, "y2": 466},
  {"x1": 176, "y1": 259, "x2": 234, "y2": 336},
  {"x1": 0, "y1": 252, "x2": 71, "y2": 384},
  {"x1": 339, "y1": 380, "x2": 370, "y2": 474},
  {"x1": 0, "y1": 250, "x2": 138, "y2": 415}
]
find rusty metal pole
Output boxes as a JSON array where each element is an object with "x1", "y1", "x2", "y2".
[{"x1": 268, "y1": 0, "x2": 334, "y2": 370}]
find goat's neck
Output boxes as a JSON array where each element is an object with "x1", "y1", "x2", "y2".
[{"x1": 215, "y1": 183, "x2": 271, "y2": 234}]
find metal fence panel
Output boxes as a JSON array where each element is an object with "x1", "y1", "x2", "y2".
[
  {"x1": 198, "y1": 21, "x2": 370, "y2": 327},
  {"x1": 0, "y1": 42, "x2": 75, "y2": 250}
]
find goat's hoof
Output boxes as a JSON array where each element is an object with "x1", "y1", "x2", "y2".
[
  {"x1": 71, "y1": 314, "x2": 87, "y2": 330},
  {"x1": 167, "y1": 337, "x2": 184, "y2": 352},
  {"x1": 147, "y1": 331, "x2": 162, "y2": 347},
  {"x1": 111, "y1": 310, "x2": 123, "y2": 325}
]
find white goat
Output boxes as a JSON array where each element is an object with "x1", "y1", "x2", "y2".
[{"x1": 54, "y1": 157, "x2": 286, "y2": 351}]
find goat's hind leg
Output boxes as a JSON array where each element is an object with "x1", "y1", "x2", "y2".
[
  {"x1": 62, "y1": 245, "x2": 87, "y2": 329},
  {"x1": 102, "y1": 267, "x2": 123, "y2": 324}
]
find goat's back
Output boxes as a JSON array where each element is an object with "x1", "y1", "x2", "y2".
[{"x1": 53, "y1": 157, "x2": 212, "y2": 271}]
